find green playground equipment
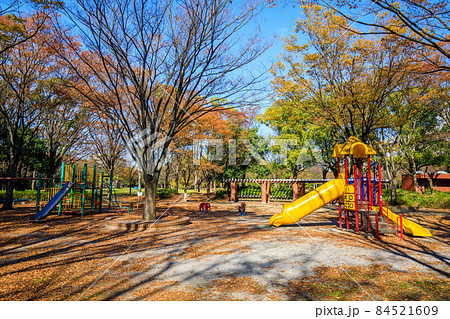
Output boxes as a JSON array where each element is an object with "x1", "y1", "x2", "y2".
[{"x1": 34, "y1": 162, "x2": 133, "y2": 221}]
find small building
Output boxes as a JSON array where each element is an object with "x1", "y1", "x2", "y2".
[{"x1": 402, "y1": 173, "x2": 450, "y2": 193}]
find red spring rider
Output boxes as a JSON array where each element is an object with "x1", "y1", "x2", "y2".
[
  {"x1": 199, "y1": 202, "x2": 211, "y2": 214},
  {"x1": 239, "y1": 202, "x2": 246, "y2": 216}
]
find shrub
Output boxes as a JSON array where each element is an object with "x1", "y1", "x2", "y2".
[
  {"x1": 156, "y1": 188, "x2": 176, "y2": 199},
  {"x1": 214, "y1": 189, "x2": 229, "y2": 199},
  {"x1": 383, "y1": 189, "x2": 450, "y2": 209}
]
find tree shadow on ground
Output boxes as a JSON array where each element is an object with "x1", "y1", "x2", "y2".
[{"x1": 0, "y1": 204, "x2": 448, "y2": 300}]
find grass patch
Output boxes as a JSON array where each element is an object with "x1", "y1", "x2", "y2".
[
  {"x1": 384, "y1": 189, "x2": 450, "y2": 209},
  {"x1": 113, "y1": 188, "x2": 178, "y2": 199},
  {"x1": 113, "y1": 188, "x2": 140, "y2": 196}
]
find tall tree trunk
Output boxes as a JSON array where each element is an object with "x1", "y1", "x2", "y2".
[
  {"x1": 390, "y1": 178, "x2": 398, "y2": 205},
  {"x1": 165, "y1": 168, "x2": 170, "y2": 189},
  {"x1": 138, "y1": 170, "x2": 142, "y2": 193},
  {"x1": 206, "y1": 179, "x2": 211, "y2": 201},
  {"x1": 2, "y1": 151, "x2": 16, "y2": 210},
  {"x1": 143, "y1": 174, "x2": 158, "y2": 220},
  {"x1": 175, "y1": 172, "x2": 179, "y2": 194},
  {"x1": 427, "y1": 178, "x2": 434, "y2": 195},
  {"x1": 31, "y1": 170, "x2": 36, "y2": 190},
  {"x1": 411, "y1": 159, "x2": 420, "y2": 192},
  {"x1": 183, "y1": 186, "x2": 188, "y2": 202}
]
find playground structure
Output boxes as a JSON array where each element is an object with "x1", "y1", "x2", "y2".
[
  {"x1": 30, "y1": 163, "x2": 127, "y2": 221},
  {"x1": 269, "y1": 137, "x2": 432, "y2": 239}
]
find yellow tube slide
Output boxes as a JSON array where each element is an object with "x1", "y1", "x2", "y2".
[
  {"x1": 269, "y1": 178, "x2": 345, "y2": 227},
  {"x1": 375, "y1": 206, "x2": 432, "y2": 237}
]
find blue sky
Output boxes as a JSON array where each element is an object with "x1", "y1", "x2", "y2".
[{"x1": 237, "y1": 2, "x2": 307, "y2": 137}]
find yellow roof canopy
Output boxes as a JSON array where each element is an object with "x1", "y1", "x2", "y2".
[{"x1": 332, "y1": 136, "x2": 376, "y2": 158}]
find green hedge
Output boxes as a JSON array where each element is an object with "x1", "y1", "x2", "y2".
[
  {"x1": 237, "y1": 185, "x2": 293, "y2": 199},
  {"x1": 238, "y1": 185, "x2": 262, "y2": 197},
  {"x1": 0, "y1": 190, "x2": 39, "y2": 201}
]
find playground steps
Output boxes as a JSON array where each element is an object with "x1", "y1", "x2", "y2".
[{"x1": 358, "y1": 210, "x2": 397, "y2": 234}]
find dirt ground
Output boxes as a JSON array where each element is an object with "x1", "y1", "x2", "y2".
[{"x1": 0, "y1": 193, "x2": 449, "y2": 301}]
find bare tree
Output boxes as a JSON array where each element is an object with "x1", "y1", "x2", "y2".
[
  {"x1": 58, "y1": 0, "x2": 268, "y2": 220},
  {"x1": 38, "y1": 79, "x2": 89, "y2": 176},
  {"x1": 88, "y1": 114, "x2": 126, "y2": 179}
]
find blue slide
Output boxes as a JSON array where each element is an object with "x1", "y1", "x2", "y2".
[{"x1": 30, "y1": 182, "x2": 74, "y2": 222}]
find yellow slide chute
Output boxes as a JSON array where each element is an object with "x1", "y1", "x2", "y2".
[
  {"x1": 269, "y1": 177, "x2": 345, "y2": 227},
  {"x1": 269, "y1": 176, "x2": 432, "y2": 237},
  {"x1": 374, "y1": 206, "x2": 432, "y2": 237}
]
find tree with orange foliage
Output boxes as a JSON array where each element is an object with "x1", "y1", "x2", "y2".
[
  {"x1": 271, "y1": 5, "x2": 417, "y2": 143},
  {"x1": 0, "y1": 14, "x2": 70, "y2": 209},
  {"x1": 312, "y1": 0, "x2": 450, "y2": 73},
  {"x1": 0, "y1": 1, "x2": 62, "y2": 56}
]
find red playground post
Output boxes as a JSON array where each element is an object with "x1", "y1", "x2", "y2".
[{"x1": 354, "y1": 164, "x2": 359, "y2": 232}]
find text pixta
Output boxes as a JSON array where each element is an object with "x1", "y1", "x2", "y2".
[{"x1": 316, "y1": 306, "x2": 359, "y2": 317}]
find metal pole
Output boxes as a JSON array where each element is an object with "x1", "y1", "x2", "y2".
[
  {"x1": 346, "y1": 209, "x2": 350, "y2": 230},
  {"x1": 344, "y1": 156, "x2": 348, "y2": 182},
  {"x1": 337, "y1": 157, "x2": 342, "y2": 228},
  {"x1": 367, "y1": 156, "x2": 372, "y2": 208},
  {"x1": 70, "y1": 164, "x2": 75, "y2": 207},
  {"x1": 365, "y1": 163, "x2": 370, "y2": 232},
  {"x1": 108, "y1": 173, "x2": 113, "y2": 209},
  {"x1": 400, "y1": 214, "x2": 403, "y2": 240},
  {"x1": 354, "y1": 164, "x2": 359, "y2": 232},
  {"x1": 91, "y1": 165, "x2": 96, "y2": 210},
  {"x1": 58, "y1": 163, "x2": 65, "y2": 216},
  {"x1": 373, "y1": 165, "x2": 377, "y2": 205},
  {"x1": 378, "y1": 164, "x2": 386, "y2": 228},
  {"x1": 358, "y1": 158, "x2": 362, "y2": 202},
  {"x1": 99, "y1": 171, "x2": 104, "y2": 213},
  {"x1": 81, "y1": 163, "x2": 87, "y2": 217},
  {"x1": 345, "y1": 157, "x2": 349, "y2": 229},
  {"x1": 35, "y1": 173, "x2": 42, "y2": 216},
  {"x1": 361, "y1": 172, "x2": 365, "y2": 202},
  {"x1": 375, "y1": 213, "x2": 379, "y2": 240}
]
